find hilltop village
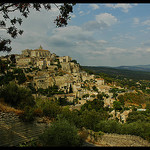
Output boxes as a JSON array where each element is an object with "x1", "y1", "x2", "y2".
[
  {"x1": 1, "y1": 46, "x2": 150, "y2": 147},
  {"x1": 0, "y1": 46, "x2": 147, "y2": 123}
]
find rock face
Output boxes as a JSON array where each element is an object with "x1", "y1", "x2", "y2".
[{"x1": 0, "y1": 112, "x2": 49, "y2": 146}]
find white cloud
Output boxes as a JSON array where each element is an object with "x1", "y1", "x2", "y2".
[
  {"x1": 82, "y1": 13, "x2": 118, "y2": 31},
  {"x1": 79, "y1": 11, "x2": 84, "y2": 15},
  {"x1": 89, "y1": 4, "x2": 99, "y2": 10},
  {"x1": 105, "y1": 3, "x2": 133, "y2": 13},
  {"x1": 96, "y1": 13, "x2": 118, "y2": 27},
  {"x1": 71, "y1": 14, "x2": 76, "y2": 18},
  {"x1": 133, "y1": 17, "x2": 140, "y2": 24},
  {"x1": 142, "y1": 19, "x2": 150, "y2": 26}
]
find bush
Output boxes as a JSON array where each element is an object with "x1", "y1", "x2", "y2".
[
  {"x1": 19, "y1": 106, "x2": 35, "y2": 122},
  {"x1": 39, "y1": 118, "x2": 82, "y2": 146},
  {"x1": 95, "y1": 120, "x2": 122, "y2": 133},
  {"x1": 113, "y1": 101, "x2": 122, "y2": 111},
  {"x1": 81, "y1": 109, "x2": 102, "y2": 130},
  {"x1": 81, "y1": 99, "x2": 104, "y2": 112},
  {"x1": 121, "y1": 121, "x2": 150, "y2": 141},
  {"x1": 58, "y1": 107, "x2": 82, "y2": 128},
  {"x1": 126, "y1": 111, "x2": 150, "y2": 123},
  {"x1": 41, "y1": 100, "x2": 62, "y2": 119},
  {"x1": 0, "y1": 82, "x2": 35, "y2": 109}
]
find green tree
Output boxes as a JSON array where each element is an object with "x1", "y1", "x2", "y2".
[
  {"x1": 113, "y1": 101, "x2": 122, "y2": 111},
  {"x1": 41, "y1": 100, "x2": 62, "y2": 119},
  {"x1": 118, "y1": 95, "x2": 125, "y2": 106},
  {"x1": 17, "y1": 72, "x2": 27, "y2": 84},
  {"x1": 58, "y1": 107, "x2": 81, "y2": 128},
  {"x1": 81, "y1": 109, "x2": 102, "y2": 130},
  {"x1": 57, "y1": 97, "x2": 69, "y2": 106},
  {"x1": 97, "y1": 93, "x2": 104, "y2": 100},
  {"x1": 95, "y1": 120, "x2": 122, "y2": 134},
  {"x1": 81, "y1": 99, "x2": 104, "y2": 112},
  {"x1": 92, "y1": 85, "x2": 98, "y2": 92},
  {"x1": 0, "y1": 82, "x2": 35, "y2": 109},
  {"x1": 19, "y1": 106, "x2": 35, "y2": 122},
  {"x1": 39, "y1": 118, "x2": 82, "y2": 146}
]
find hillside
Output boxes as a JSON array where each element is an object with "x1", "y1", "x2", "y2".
[
  {"x1": 81, "y1": 66, "x2": 150, "y2": 80},
  {"x1": 115, "y1": 64, "x2": 150, "y2": 72}
]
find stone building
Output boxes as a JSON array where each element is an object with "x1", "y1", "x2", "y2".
[
  {"x1": 36, "y1": 59, "x2": 47, "y2": 69},
  {"x1": 53, "y1": 93, "x2": 76, "y2": 102},
  {"x1": 95, "y1": 78, "x2": 105, "y2": 85},
  {"x1": 16, "y1": 57, "x2": 34, "y2": 66},
  {"x1": 57, "y1": 56, "x2": 72, "y2": 63},
  {"x1": 21, "y1": 46, "x2": 51, "y2": 58},
  {"x1": 81, "y1": 72, "x2": 95, "y2": 82},
  {"x1": 33, "y1": 75, "x2": 55, "y2": 89}
]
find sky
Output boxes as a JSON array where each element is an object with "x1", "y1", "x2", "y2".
[{"x1": 1, "y1": 3, "x2": 150, "y2": 67}]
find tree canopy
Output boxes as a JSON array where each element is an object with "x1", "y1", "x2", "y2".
[{"x1": 0, "y1": 3, "x2": 75, "y2": 52}]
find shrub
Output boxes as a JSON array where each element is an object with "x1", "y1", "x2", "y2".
[
  {"x1": 39, "y1": 118, "x2": 82, "y2": 146},
  {"x1": 19, "y1": 106, "x2": 35, "y2": 122},
  {"x1": 95, "y1": 120, "x2": 122, "y2": 134},
  {"x1": 58, "y1": 107, "x2": 82, "y2": 128},
  {"x1": 81, "y1": 109, "x2": 102, "y2": 130},
  {"x1": 41, "y1": 100, "x2": 62, "y2": 119},
  {"x1": 113, "y1": 101, "x2": 122, "y2": 111},
  {"x1": 0, "y1": 82, "x2": 35, "y2": 109},
  {"x1": 121, "y1": 121, "x2": 150, "y2": 141}
]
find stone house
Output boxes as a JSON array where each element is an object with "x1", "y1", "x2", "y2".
[
  {"x1": 120, "y1": 109, "x2": 132, "y2": 123},
  {"x1": 109, "y1": 109, "x2": 132, "y2": 123},
  {"x1": 54, "y1": 74, "x2": 72, "y2": 87},
  {"x1": 70, "y1": 62, "x2": 80, "y2": 73},
  {"x1": 45, "y1": 57, "x2": 51, "y2": 67},
  {"x1": 57, "y1": 56, "x2": 72, "y2": 63},
  {"x1": 33, "y1": 75, "x2": 54, "y2": 89},
  {"x1": 59, "y1": 81, "x2": 73, "y2": 93},
  {"x1": 16, "y1": 57, "x2": 34, "y2": 67},
  {"x1": 36, "y1": 59, "x2": 47, "y2": 69},
  {"x1": 47, "y1": 65, "x2": 58, "y2": 71},
  {"x1": 95, "y1": 78, "x2": 104, "y2": 85},
  {"x1": 81, "y1": 72, "x2": 95, "y2": 82},
  {"x1": 53, "y1": 93, "x2": 76, "y2": 102}
]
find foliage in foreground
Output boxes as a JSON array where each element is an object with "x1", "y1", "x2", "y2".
[
  {"x1": 38, "y1": 118, "x2": 82, "y2": 147},
  {"x1": 0, "y1": 82, "x2": 35, "y2": 109}
]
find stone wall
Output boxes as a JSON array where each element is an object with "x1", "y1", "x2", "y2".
[
  {"x1": 0, "y1": 112, "x2": 49, "y2": 146},
  {"x1": 83, "y1": 128, "x2": 150, "y2": 147},
  {"x1": 1, "y1": 112, "x2": 150, "y2": 147}
]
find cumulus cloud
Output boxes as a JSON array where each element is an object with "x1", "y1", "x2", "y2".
[
  {"x1": 83, "y1": 13, "x2": 118, "y2": 31},
  {"x1": 96, "y1": 13, "x2": 118, "y2": 26},
  {"x1": 105, "y1": 3, "x2": 134, "y2": 13},
  {"x1": 89, "y1": 4, "x2": 99, "y2": 10},
  {"x1": 142, "y1": 19, "x2": 150, "y2": 26},
  {"x1": 133, "y1": 17, "x2": 140, "y2": 25}
]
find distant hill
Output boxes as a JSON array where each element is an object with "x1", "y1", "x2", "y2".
[
  {"x1": 82, "y1": 66, "x2": 150, "y2": 80},
  {"x1": 114, "y1": 64, "x2": 150, "y2": 72}
]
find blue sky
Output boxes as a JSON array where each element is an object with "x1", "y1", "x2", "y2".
[{"x1": 1, "y1": 3, "x2": 150, "y2": 67}]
